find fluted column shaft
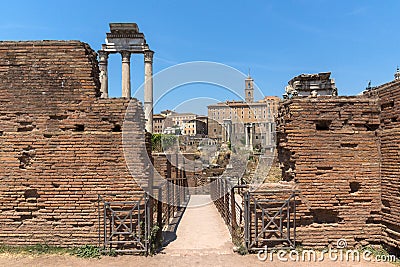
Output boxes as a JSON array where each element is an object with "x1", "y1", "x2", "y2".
[
  {"x1": 121, "y1": 51, "x2": 131, "y2": 98},
  {"x1": 98, "y1": 51, "x2": 109, "y2": 98},
  {"x1": 144, "y1": 50, "x2": 154, "y2": 133}
]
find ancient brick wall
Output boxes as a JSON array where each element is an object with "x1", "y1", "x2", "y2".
[
  {"x1": 0, "y1": 41, "x2": 148, "y2": 246},
  {"x1": 365, "y1": 80, "x2": 400, "y2": 250},
  {"x1": 153, "y1": 153, "x2": 173, "y2": 179},
  {"x1": 276, "y1": 96, "x2": 382, "y2": 248},
  {"x1": 153, "y1": 153, "x2": 201, "y2": 180}
]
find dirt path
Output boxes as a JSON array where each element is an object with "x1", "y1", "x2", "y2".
[
  {"x1": 161, "y1": 194, "x2": 233, "y2": 255},
  {"x1": 0, "y1": 253, "x2": 395, "y2": 267}
]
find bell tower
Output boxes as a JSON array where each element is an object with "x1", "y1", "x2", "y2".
[
  {"x1": 395, "y1": 66, "x2": 400, "y2": 81},
  {"x1": 245, "y1": 75, "x2": 254, "y2": 103}
]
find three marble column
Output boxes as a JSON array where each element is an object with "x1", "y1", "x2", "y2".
[{"x1": 98, "y1": 49, "x2": 154, "y2": 133}]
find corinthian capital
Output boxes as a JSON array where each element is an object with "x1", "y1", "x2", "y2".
[
  {"x1": 121, "y1": 51, "x2": 131, "y2": 63},
  {"x1": 144, "y1": 50, "x2": 154, "y2": 63},
  {"x1": 98, "y1": 50, "x2": 109, "y2": 63}
]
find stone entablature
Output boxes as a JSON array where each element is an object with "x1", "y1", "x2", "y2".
[{"x1": 284, "y1": 72, "x2": 337, "y2": 98}]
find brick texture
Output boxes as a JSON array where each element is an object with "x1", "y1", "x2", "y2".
[
  {"x1": 0, "y1": 41, "x2": 148, "y2": 246},
  {"x1": 276, "y1": 96, "x2": 382, "y2": 248},
  {"x1": 365, "y1": 80, "x2": 400, "y2": 250}
]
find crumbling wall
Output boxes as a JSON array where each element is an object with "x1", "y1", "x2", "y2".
[
  {"x1": 276, "y1": 96, "x2": 382, "y2": 247},
  {"x1": 153, "y1": 153, "x2": 173, "y2": 179},
  {"x1": 0, "y1": 41, "x2": 148, "y2": 246},
  {"x1": 153, "y1": 153, "x2": 201, "y2": 180},
  {"x1": 365, "y1": 80, "x2": 400, "y2": 250}
]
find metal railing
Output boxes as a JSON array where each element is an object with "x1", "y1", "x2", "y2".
[
  {"x1": 98, "y1": 177, "x2": 189, "y2": 254},
  {"x1": 210, "y1": 177, "x2": 244, "y2": 242},
  {"x1": 155, "y1": 177, "x2": 190, "y2": 228},
  {"x1": 98, "y1": 193, "x2": 150, "y2": 254},
  {"x1": 211, "y1": 177, "x2": 298, "y2": 251},
  {"x1": 244, "y1": 190, "x2": 298, "y2": 251}
]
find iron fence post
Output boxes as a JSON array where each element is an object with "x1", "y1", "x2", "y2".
[
  {"x1": 244, "y1": 191, "x2": 250, "y2": 249},
  {"x1": 145, "y1": 193, "x2": 150, "y2": 254},
  {"x1": 175, "y1": 153, "x2": 179, "y2": 179},
  {"x1": 98, "y1": 195, "x2": 101, "y2": 249},
  {"x1": 230, "y1": 187, "x2": 237, "y2": 230},
  {"x1": 293, "y1": 193, "x2": 296, "y2": 248}
]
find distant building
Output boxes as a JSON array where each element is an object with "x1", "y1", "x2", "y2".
[
  {"x1": 207, "y1": 76, "x2": 280, "y2": 149},
  {"x1": 153, "y1": 114, "x2": 166, "y2": 134},
  {"x1": 284, "y1": 72, "x2": 338, "y2": 98},
  {"x1": 182, "y1": 118, "x2": 207, "y2": 136},
  {"x1": 153, "y1": 110, "x2": 175, "y2": 134},
  {"x1": 196, "y1": 115, "x2": 208, "y2": 135},
  {"x1": 152, "y1": 111, "x2": 208, "y2": 136}
]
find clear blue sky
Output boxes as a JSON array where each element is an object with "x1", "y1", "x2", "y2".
[{"x1": 0, "y1": 0, "x2": 399, "y2": 114}]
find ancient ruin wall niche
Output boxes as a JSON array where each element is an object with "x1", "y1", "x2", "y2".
[
  {"x1": 0, "y1": 41, "x2": 147, "y2": 246},
  {"x1": 276, "y1": 96, "x2": 382, "y2": 248}
]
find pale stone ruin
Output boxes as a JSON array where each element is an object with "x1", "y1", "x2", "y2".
[
  {"x1": 284, "y1": 72, "x2": 338, "y2": 98},
  {"x1": 98, "y1": 23, "x2": 154, "y2": 132}
]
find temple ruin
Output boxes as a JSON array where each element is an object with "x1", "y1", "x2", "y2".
[{"x1": 98, "y1": 23, "x2": 154, "y2": 133}]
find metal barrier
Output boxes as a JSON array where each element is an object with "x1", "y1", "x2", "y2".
[
  {"x1": 98, "y1": 193, "x2": 150, "y2": 254},
  {"x1": 244, "y1": 190, "x2": 297, "y2": 251},
  {"x1": 156, "y1": 178, "x2": 190, "y2": 228},
  {"x1": 210, "y1": 177, "x2": 244, "y2": 242},
  {"x1": 98, "y1": 177, "x2": 189, "y2": 255},
  {"x1": 211, "y1": 177, "x2": 298, "y2": 251}
]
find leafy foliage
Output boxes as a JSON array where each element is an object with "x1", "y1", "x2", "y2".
[
  {"x1": 72, "y1": 245, "x2": 101, "y2": 258},
  {"x1": 151, "y1": 133, "x2": 178, "y2": 152},
  {"x1": 148, "y1": 224, "x2": 162, "y2": 255},
  {"x1": 232, "y1": 227, "x2": 248, "y2": 255}
]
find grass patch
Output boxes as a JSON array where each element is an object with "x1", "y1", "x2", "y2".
[
  {"x1": 0, "y1": 244, "x2": 110, "y2": 258},
  {"x1": 0, "y1": 244, "x2": 71, "y2": 255}
]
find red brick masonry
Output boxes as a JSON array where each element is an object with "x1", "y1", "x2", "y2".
[
  {"x1": 277, "y1": 83, "x2": 400, "y2": 251},
  {"x1": 0, "y1": 41, "x2": 147, "y2": 246}
]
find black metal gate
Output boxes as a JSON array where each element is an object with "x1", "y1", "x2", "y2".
[
  {"x1": 98, "y1": 193, "x2": 150, "y2": 254},
  {"x1": 244, "y1": 190, "x2": 297, "y2": 251}
]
